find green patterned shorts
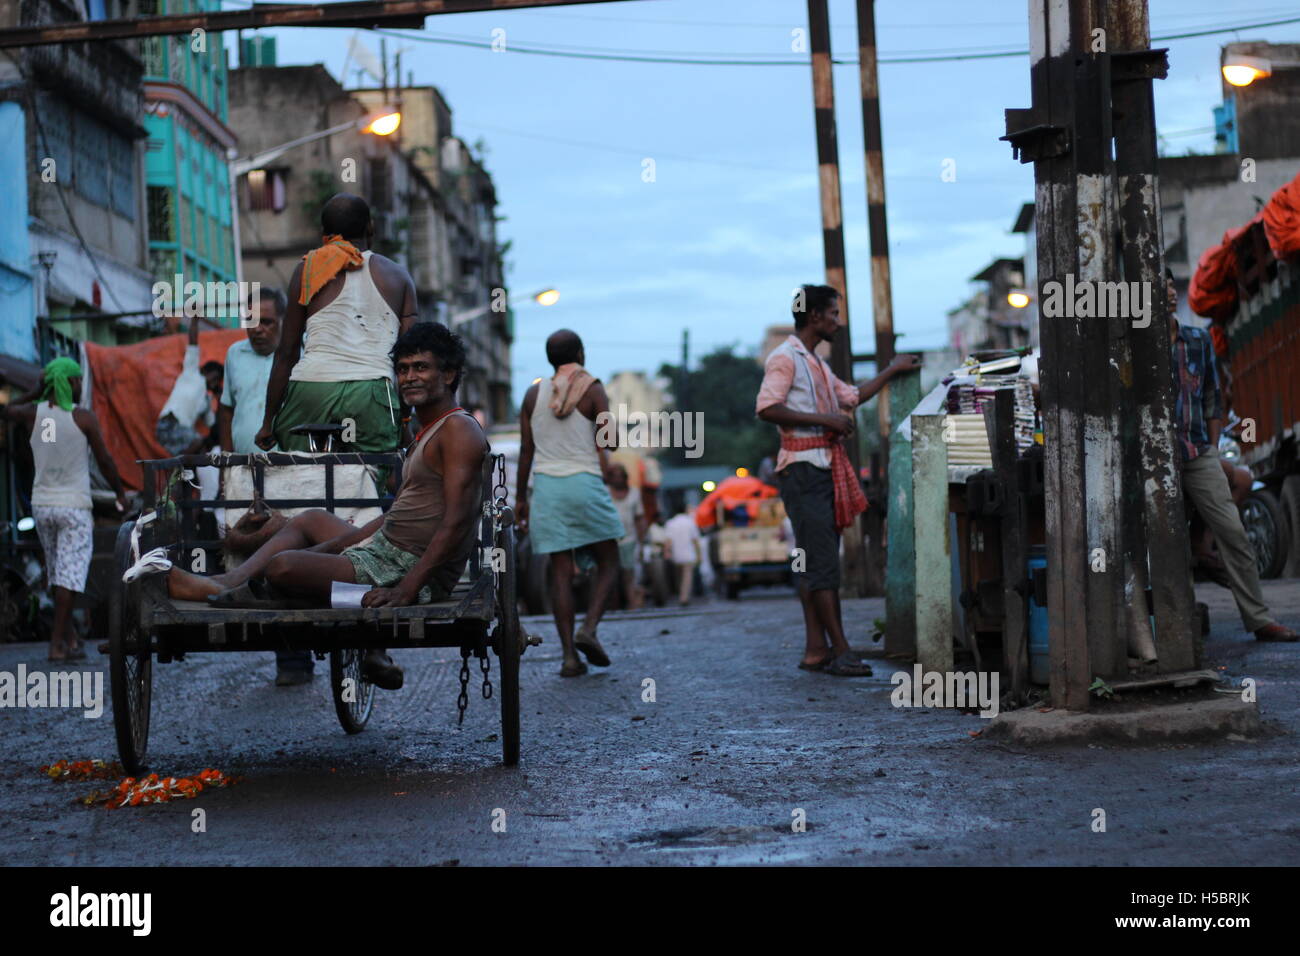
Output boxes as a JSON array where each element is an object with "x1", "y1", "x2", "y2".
[{"x1": 343, "y1": 530, "x2": 448, "y2": 604}]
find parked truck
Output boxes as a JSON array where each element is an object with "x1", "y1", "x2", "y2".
[{"x1": 706, "y1": 492, "x2": 793, "y2": 600}]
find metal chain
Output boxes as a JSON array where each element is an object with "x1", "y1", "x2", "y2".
[
  {"x1": 480, "y1": 651, "x2": 493, "y2": 700},
  {"x1": 456, "y1": 649, "x2": 470, "y2": 725},
  {"x1": 493, "y1": 455, "x2": 508, "y2": 510}
]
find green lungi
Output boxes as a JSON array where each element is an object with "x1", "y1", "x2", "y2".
[
  {"x1": 273, "y1": 379, "x2": 401, "y2": 452},
  {"x1": 343, "y1": 529, "x2": 450, "y2": 605}
]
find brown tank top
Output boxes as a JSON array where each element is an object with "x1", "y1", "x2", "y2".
[{"x1": 382, "y1": 410, "x2": 482, "y2": 593}]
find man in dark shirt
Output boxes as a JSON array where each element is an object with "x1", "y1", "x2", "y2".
[{"x1": 1169, "y1": 274, "x2": 1295, "y2": 642}]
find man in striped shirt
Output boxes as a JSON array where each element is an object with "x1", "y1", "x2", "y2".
[{"x1": 1169, "y1": 273, "x2": 1295, "y2": 642}]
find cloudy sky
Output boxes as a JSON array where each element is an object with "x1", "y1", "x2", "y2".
[{"x1": 255, "y1": 0, "x2": 1300, "y2": 402}]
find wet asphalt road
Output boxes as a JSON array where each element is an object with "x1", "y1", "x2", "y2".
[{"x1": 2, "y1": 581, "x2": 1299, "y2": 866}]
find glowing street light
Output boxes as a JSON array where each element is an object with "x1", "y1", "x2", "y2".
[
  {"x1": 702, "y1": 480, "x2": 717, "y2": 492},
  {"x1": 533, "y1": 288, "x2": 561, "y2": 307},
  {"x1": 362, "y1": 110, "x2": 402, "y2": 136},
  {"x1": 1222, "y1": 55, "x2": 1272, "y2": 87},
  {"x1": 1007, "y1": 290, "x2": 1031, "y2": 309}
]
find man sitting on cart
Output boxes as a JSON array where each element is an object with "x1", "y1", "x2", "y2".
[{"x1": 165, "y1": 322, "x2": 489, "y2": 689}]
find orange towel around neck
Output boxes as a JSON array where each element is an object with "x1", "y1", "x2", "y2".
[{"x1": 298, "y1": 235, "x2": 365, "y2": 305}]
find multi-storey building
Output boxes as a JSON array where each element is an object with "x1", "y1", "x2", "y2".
[
  {"x1": 228, "y1": 58, "x2": 512, "y2": 422},
  {"x1": 0, "y1": 0, "x2": 153, "y2": 357},
  {"x1": 140, "y1": 0, "x2": 239, "y2": 324},
  {"x1": 349, "y1": 85, "x2": 510, "y2": 423}
]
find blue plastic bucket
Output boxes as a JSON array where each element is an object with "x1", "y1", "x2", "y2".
[{"x1": 1027, "y1": 546, "x2": 1049, "y2": 684}]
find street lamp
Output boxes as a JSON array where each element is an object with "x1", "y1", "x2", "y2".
[
  {"x1": 448, "y1": 287, "x2": 560, "y2": 326},
  {"x1": 1222, "y1": 55, "x2": 1272, "y2": 87},
  {"x1": 230, "y1": 109, "x2": 402, "y2": 177},
  {"x1": 1221, "y1": 49, "x2": 1300, "y2": 87},
  {"x1": 362, "y1": 111, "x2": 402, "y2": 137},
  {"x1": 1007, "y1": 290, "x2": 1031, "y2": 309},
  {"x1": 226, "y1": 108, "x2": 401, "y2": 308}
]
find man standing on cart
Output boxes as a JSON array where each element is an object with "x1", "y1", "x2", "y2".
[{"x1": 255, "y1": 193, "x2": 419, "y2": 455}]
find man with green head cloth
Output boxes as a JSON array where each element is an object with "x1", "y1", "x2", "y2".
[{"x1": 1, "y1": 358, "x2": 128, "y2": 661}]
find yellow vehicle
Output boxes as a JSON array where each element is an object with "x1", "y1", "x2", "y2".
[{"x1": 708, "y1": 496, "x2": 793, "y2": 600}]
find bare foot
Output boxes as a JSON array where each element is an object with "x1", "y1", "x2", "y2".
[
  {"x1": 800, "y1": 651, "x2": 833, "y2": 669},
  {"x1": 167, "y1": 566, "x2": 224, "y2": 601}
]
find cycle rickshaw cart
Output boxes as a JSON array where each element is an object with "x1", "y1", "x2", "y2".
[{"x1": 107, "y1": 445, "x2": 526, "y2": 774}]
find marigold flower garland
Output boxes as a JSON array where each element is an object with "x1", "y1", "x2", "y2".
[{"x1": 39, "y1": 760, "x2": 242, "y2": 808}]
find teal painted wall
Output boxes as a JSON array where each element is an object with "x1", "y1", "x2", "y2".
[
  {"x1": 143, "y1": 0, "x2": 237, "y2": 321},
  {"x1": 0, "y1": 102, "x2": 36, "y2": 361}
]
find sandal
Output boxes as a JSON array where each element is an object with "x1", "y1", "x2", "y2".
[
  {"x1": 574, "y1": 627, "x2": 610, "y2": 667},
  {"x1": 823, "y1": 652, "x2": 874, "y2": 677},
  {"x1": 360, "y1": 649, "x2": 404, "y2": 690},
  {"x1": 798, "y1": 654, "x2": 832, "y2": 671}
]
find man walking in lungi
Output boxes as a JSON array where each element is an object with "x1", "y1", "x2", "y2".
[
  {"x1": 756, "y1": 284, "x2": 919, "y2": 675},
  {"x1": 517, "y1": 330, "x2": 625, "y2": 677}
]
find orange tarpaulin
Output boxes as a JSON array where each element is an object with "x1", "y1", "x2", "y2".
[
  {"x1": 693, "y1": 475, "x2": 778, "y2": 530},
  {"x1": 85, "y1": 329, "x2": 245, "y2": 491},
  {"x1": 1187, "y1": 217, "x2": 1259, "y2": 322},
  {"x1": 1262, "y1": 171, "x2": 1300, "y2": 260}
]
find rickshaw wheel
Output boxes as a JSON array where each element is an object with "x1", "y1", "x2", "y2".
[
  {"x1": 330, "y1": 643, "x2": 375, "y2": 734},
  {"x1": 109, "y1": 521, "x2": 152, "y2": 775},
  {"x1": 493, "y1": 523, "x2": 521, "y2": 766}
]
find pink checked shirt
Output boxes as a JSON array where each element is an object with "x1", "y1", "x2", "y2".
[{"x1": 755, "y1": 335, "x2": 861, "y2": 472}]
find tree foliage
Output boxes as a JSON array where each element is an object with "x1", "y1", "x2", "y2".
[{"x1": 656, "y1": 346, "x2": 779, "y2": 471}]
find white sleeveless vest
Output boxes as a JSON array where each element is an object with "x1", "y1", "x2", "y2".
[
  {"x1": 531, "y1": 378, "x2": 602, "y2": 477},
  {"x1": 291, "y1": 251, "x2": 399, "y2": 382},
  {"x1": 30, "y1": 403, "x2": 93, "y2": 510}
]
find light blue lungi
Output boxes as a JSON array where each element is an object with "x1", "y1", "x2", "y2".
[{"x1": 529, "y1": 472, "x2": 626, "y2": 555}]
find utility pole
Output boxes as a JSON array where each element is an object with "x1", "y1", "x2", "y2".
[
  {"x1": 679, "y1": 327, "x2": 689, "y2": 416},
  {"x1": 855, "y1": 0, "x2": 894, "y2": 596},
  {"x1": 1111, "y1": 0, "x2": 1198, "y2": 671},
  {"x1": 807, "y1": 0, "x2": 852, "y2": 374},
  {"x1": 856, "y1": 0, "x2": 896, "y2": 443},
  {"x1": 1003, "y1": 0, "x2": 1196, "y2": 710},
  {"x1": 807, "y1": 0, "x2": 868, "y2": 598}
]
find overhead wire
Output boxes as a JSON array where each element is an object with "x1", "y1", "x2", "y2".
[
  {"x1": 361, "y1": 14, "x2": 1300, "y2": 66},
  {"x1": 215, "y1": 0, "x2": 1300, "y2": 66}
]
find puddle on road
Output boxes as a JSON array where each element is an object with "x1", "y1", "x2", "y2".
[{"x1": 626, "y1": 823, "x2": 815, "y2": 862}]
